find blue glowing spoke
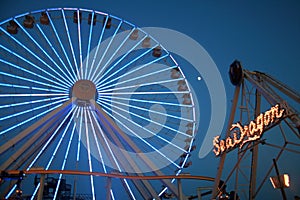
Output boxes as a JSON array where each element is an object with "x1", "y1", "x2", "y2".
[
  {"x1": 0, "y1": 96, "x2": 66, "y2": 109},
  {"x1": 99, "y1": 97, "x2": 191, "y2": 139},
  {"x1": 95, "y1": 43, "x2": 157, "y2": 88},
  {"x1": 99, "y1": 78, "x2": 184, "y2": 93},
  {"x1": 0, "y1": 45, "x2": 69, "y2": 91},
  {"x1": 0, "y1": 93, "x2": 68, "y2": 97},
  {"x1": 0, "y1": 71, "x2": 68, "y2": 93},
  {"x1": 0, "y1": 97, "x2": 67, "y2": 121},
  {"x1": 98, "y1": 101, "x2": 181, "y2": 168},
  {"x1": 0, "y1": 82, "x2": 66, "y2": 93},
  {"x1": 85, "y1": 12, "x2": 95, "y2": 80},
  {"x1": 90, "y1": 110, "x2": 136, "y2": 200},
  {"x1": 0, "y1": 103, "x2": 62, "y2": 135},
  {"x1": 76, "y1": 107, "x2": 84, "y2": 162},
  {"x1": 53, "y1": 115, "x2": 78, "y2": 199},
  {"x1": 99, "y1": 95, "x2": 193, "y2": 108},
  {"x1": 76, "y1": 9, "x2": 84, "y2": 79},
  {"x1": 99, "y1": 90, "x2": 189, "y2": 96},
  {"x1": 96, "y1": 53, "x2": 168, "y2": 90},
  {"x1": 45, "y1": 106, "x2": 77, "y2": 170},
  {"x1": 5, "y1": 185, "x2": 17, "y2": 199},
  {"x1": 61, "y1": 9, "x2": 80, "y2": 79},
  {"x1": 90, "y1": 19, "x2": 123, "y2": 82},
  {"x1": 86, "y1": 109, "x2": 108, "y2": 173},
  {"x1": 91, "y1": 28, "x2": 135, "y2": 83},
  {"x1": 99, "y1": 98, "x2": 188, "y2": 153},
  {"x1": 100, "y1": 97, "x2": 193, "y2": 123},
  {"x1": 98, "y1": 65, "x2": 176, "y2": 91},
  {"x1": 84, "y1": 108, "x2": 96, "y2": 200},
  {"x1": 46, "y1": 10, "x2": 78, "y2": 81},
  {"x1": 36, "y1": 24, "x2": 76, "y2": 84},
  {"x1": 12, "y1": 20, "x2": 73, "y2": 87},
  {"x1": 87, "y1": 14, "x2": 109, "y2": 80},
  {"x1": 26, "y1": 105, "x2": 76, "y2": 170}
]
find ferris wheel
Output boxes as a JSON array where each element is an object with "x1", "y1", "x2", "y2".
[{"x1": 0, "y1": 8, "x2": 197, "y2": 199}]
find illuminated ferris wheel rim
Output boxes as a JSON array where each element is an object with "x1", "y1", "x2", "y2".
[{"x1": 0, "y1": 7, "x2": 197, "y2": 199}]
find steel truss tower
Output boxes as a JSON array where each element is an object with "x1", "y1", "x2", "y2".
[{"x1": 212, "y1": 60, "x2": 300, "y2": 200}]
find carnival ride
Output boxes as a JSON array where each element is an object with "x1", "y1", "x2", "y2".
[
  {"x1": 212, "y1": 61, "x2": 300, "y2": 200},
  {"x1": 0, "y1": 7, "x2": 201, "y2": 200},
  {"x1": 0, "y1": 7, "x2": 300, "y2": 200}
]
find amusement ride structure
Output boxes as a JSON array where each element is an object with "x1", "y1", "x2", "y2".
[{"x1": 0, "y1": 7, "x2": 299, "y2": 200}]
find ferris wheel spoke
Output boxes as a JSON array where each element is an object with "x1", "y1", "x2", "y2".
[
  {"x1": 0, "y1": 82, "x2": 66, "y2": 94},
  {"x1": 90, "y1": 19, "x2": 123, "y2": 82},
  {"x1": 35, "y1": 24, "x2": 76, "y2": 84},
  {"x1": 90, "y1": 109, "x2": 137, "y2": 199},
  {"x1": 30, "y1": 106, "x2": 77, "y2": 200},
  {"x1": 100, "y1": 96, "x2": 193, "y2": 123},
  {"x1": 99, "y1": 91, "x2": 189, "y2": 96},
  {"x1": 0, "y1": 71, "x2": 68, "y2": 93},
  {"x1": 85, "y1": 12, "x2": 95, "y2": 80},
  {"x1": 98, "y1": 99, "x2": 191, "y2": 150},
  {"x1": 0, "y1": 96, "x2": 66, "y2": 109},
  {"x1": 74, "y1": 9, "x2": 84, "y2": 80},
  {"x1": 11, "y1": 20, "x2": 74, "y2": 87},
  {"x1": 83, "y1": 108, "x2": 96, "y2": 200},
  {"x1": 91, "y1": 33, "x2": 147, "y2": 85},
  {"x1": 99, "y1": 77, "x2": 184, "y2": 94},
  {"x1": 61, "y1": 9, "x2": 80, "y2": 79},
  {"x1": 96, "y1": 52, "x2": 168, "y2": 90},
  {"x1": 99, "y1": 95, "x2": 193, "y2": 108},
  {"x1": 91, "y1": 28, "x2": 136, "y2": 83},
  {"x1": 98, "y1": 101, "x2": 181, "y2": 169},
  {"x1": 87, "y1": 14, "x2": 109, "y2": 80},
  {"x1": 0, "y1": 97, "x2": 67, "y2": 121},
  {"x1": 0, "y1": 57, "x2": 69, "y2": 91},
  {"x1": 97, "y1": 65, "x2": 177, "y2": 92},
  {"x1": 46, "y1": 10, "x2": 78, "y2": 82},
  {"x1": 0, "y1": 103, "x2": 62, "y2": 136},
  {"x1": 0, "y1": 45, "x2": 70, "y2": 91},
  {"x1": 95, "y1": 44, "x2": 158, "y2": 88}
]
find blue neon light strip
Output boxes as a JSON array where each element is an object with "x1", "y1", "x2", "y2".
[
  {"x1": 0, "y1": 82, "x2": 65, "y2": 93},
  {"x1": 90, "y1": 19, "x2": 123, "y2": 82},
  {"x1": 30, "y1": 106, "x2": 77, "y2": 200},
  {"x1": 53, "y1": 111, "x2": 78, "y2": 199},
  {"x1": 76, "y1": 9, "x2": 84, "y2": 80},
  {"x1": 100, "y1": 97, "x2": 193, "y2": 123},
  {"x1": 90, "y1": 111, "x2": 136, "y2": 200},
  {"x1": 92, "y1": 28, "x2": 135, "y2": 83},
  {"x1": 0, "y1": 96, "x2": 66, "y2": 109},
  {"x1": 87, "y1": 109, "x2": 108, "y2": 173},
  {"x1": 0, "y1": 44, "x2": 69, "y2": 91},
  {"x1": 61, "y1": 9, "x2": 80, "y2": 79},
  {"x1": 0, "y1": 98, "x2": 67, "y2": 121},
  {"x1": 99, "y1": 90, "x2": 189, "y2": 96},
  {"x1": 95, "y1": 43, "x2": 157, "y2": 88},
  {"x1": 36, "y1": 24, "x2": 76, "y2": 84},
  {"x1": 87, "y1": 15, "x2": 109, "y2": 80},
  {"x1": 0, "y1": 58, "x2": 69, "y2": 92},
  {"x1": 98, "y1": 64, "x2": 175, "y2": 91},
  {"x1": 99, "y1": 78, "x2": 184, "y2": 93},
  {"x1": 46, "y1": 10, "x2": 78, "y2": 81},
  {"x1": 97, "y1": 52, "x2": 168, "y2": 90},
  {"x1": 85, "y1": 12, "x2": 95, "y2": 80},
  {"x1": 0, "y1": 71, "x2": 68, "y2": 93},
  {"x1": 98, "y1": 101, "x2": 181, "y2": 168},
  {"x1": 84, "y1": 109, "x2": 96, "y2": 200},
  {"x1": 0, "y1": 93, "x2": 68, "y2": 97},
  {"x1": 12, "y1": 20, "x2": 73, "y2": 88},
  {"x1": 0, "y1": 103, "x2": 63, "y2": 135},
  {"x1": 99, "y1": 95, "x2": 193, "y2": 108},
  {"x1": 101, "y1": 98, "x2": 191, "y2": 150},
  {"x1": 76, "y1": 107, "x2": 84, "y2": 161}
]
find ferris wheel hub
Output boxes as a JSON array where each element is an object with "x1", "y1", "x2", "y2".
[{"x1": 72, "y1": 80, "x2": 97, "y2": 106}]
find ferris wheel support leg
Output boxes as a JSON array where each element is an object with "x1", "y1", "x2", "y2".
[
  {"x1": 211, "y1": 85, "x2": 241, "y2": 199},
  {"x1": 249, "y1": 89, "x2": 261, "y2": 200}
]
